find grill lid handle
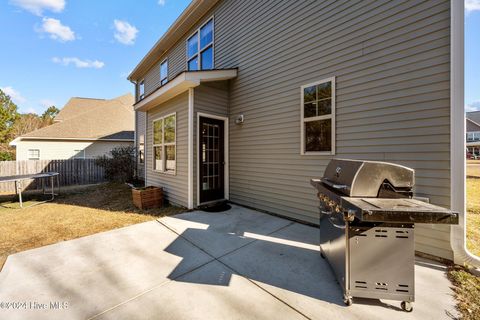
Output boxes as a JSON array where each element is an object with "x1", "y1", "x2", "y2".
[{"x1": 321, "y1": 178, "x2": 349, "y2": 191}]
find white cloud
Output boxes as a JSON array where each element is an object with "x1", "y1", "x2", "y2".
[
  {"x1": 113, "y1": 19, "x2": 138, "y2": 45},
  {"x1": 466, "y1": 101, "x2": 480, "y2": 112},
  {"x1": 10, "y1": 0, "x2": 65, "y2": 16},
  {"x1": 466, "y1": 0, "x2": 480, "y2": 13},
  {"x1": 158, "y1": 0, "x2": 166, "y2": 6},
  {"x1": 37, "y1": 17, "x2": 75, "y2": 42},
  {"x1": 1, "y1": 86, "x2": 27, "y2": 105},
  {"x1": 52, "y1": 57, "x2": 105, "y2": 69}
]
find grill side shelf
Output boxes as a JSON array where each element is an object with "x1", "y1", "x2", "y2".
[{"x1": 340, "y1": 197, "x2": 459, "y2": 224}]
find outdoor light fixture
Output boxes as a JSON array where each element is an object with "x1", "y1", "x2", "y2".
[{"x1": 235, "y1": 114, "x2": 244, "y2": 124}]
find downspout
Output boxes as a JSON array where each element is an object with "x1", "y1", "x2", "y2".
[{"x1": 450, "y1": 0, "x2": 480, "y2": 268}]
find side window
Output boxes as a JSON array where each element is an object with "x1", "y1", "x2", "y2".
[
  {"x1": 160, "y1": 60, "x2": 168, "y2": 86},
  {"x1": 73, "y1": 149, "x2": 85, "y2": 159},
  {"x1": 301, "y1": 77, "x2": 335, "y2": 154},
  {"x1": 138, "y1": 134, "x2": 145, "y2": 164},
  {"x1": 187, "y1": 18, "x2": 214, "y2": 71},
  {"x1": 28, "y1": 149, "x2": 40, "y2": 160},
  {"x1": 152, "y1": 114, "x2": 176, "y2": 173}
]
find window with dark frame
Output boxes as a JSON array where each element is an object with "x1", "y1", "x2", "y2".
[
  {"x1": 139, "y1": 134, "x2": 145, "y2": 164},
  {"x1": 187, "y1": 19, "x2": 213, "y2": 71},
  {"x1": 301, "y1": 78, "x2": 335, "y2": 154},
  {"x1": 160, "y1": 60, "x2": 168, "y2": 86},
  {"x1": 153, "y1": 114, "x2": 176, "y2": 173}
]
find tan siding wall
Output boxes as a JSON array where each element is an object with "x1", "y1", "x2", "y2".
[
  {"x1": 193, "y1": 82, "x2": 229, "y2": 205},
  {"x1": 16, "y1": 140, "x2": 133, "y2": 160},
  {"x1": 136, "y1": 111, "x2": 147, "y2": 179},
  {"x1": 136, "y1": 0, "x2": 453, "y2": 259},
  {"x1": 146, "y1": 93, "x2": 189, "y2": 207}
]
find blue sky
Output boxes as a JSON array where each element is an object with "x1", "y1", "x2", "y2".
[
  {"x1": 0, "y1": 0, "x2": 479, "y2": 114},
  {"x1": 0, "y1": 0, "x2": 190, "y2": 114}
]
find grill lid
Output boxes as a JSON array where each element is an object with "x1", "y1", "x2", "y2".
[{"x1": 322, "y1": 159, "x2": 414, "y2": 197}]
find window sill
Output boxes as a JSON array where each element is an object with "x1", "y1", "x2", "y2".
[
  {"x1": 153, "y1": 170, "x2": 176, "y2": 176},
  {"x1": 301, "y1": 151, "x2": 335, "y2": 156}
]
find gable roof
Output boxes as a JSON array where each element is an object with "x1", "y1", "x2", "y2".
[
  {"x1": 467, "y1": 111, "x2": 480, "y2": 125},
  {"x1": 12, "y1": 93, "x2": 134, "y2": 144},
  {"x1": 128, "y1": 0, "x2": 219, "y2": 81}
]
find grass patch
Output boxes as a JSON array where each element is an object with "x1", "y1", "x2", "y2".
[
  {"x1": 0, "y1": 183, "x2": 185, "y2": 269},
  {"x1": 447, "y1": 265, "x2": 480, "y2": 320}
]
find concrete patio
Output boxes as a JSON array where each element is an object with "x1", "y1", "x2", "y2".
[{"x1": 0, "y1": 205, "x2": 458, "y2": 319}]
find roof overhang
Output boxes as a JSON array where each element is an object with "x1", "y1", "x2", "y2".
[
  {"x1": 10, "y1": 137, "x2": 134, "y2": 146},
  {"x1": 467, "y1": 141, "x2": 480, "y2": 147},
  {"x1": 128, "y1": 0, "x2": 220, "y2": 81},
  {"x1": 134, "y1": 69, "x2": 237, "y2": 112}
]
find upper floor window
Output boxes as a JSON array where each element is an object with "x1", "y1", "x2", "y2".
[
  {"x1": 301, "y1": 77, "x2": 335, "y2": 155},
  {"x1": 138, "y1": 80, "x2": 145, "y2": 100},
  {"x1": 467, "y1": 132, "x2": 480, "y2": 141},
  {"x1": 160, "y1": 60, "x2": 168, "y2": 86},
  {"x1": 187, "y1": 18, "x2": 214, "y2": 71}
]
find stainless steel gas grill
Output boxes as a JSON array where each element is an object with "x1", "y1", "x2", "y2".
[{"x1": 310, "y1": 159, "x2": 458, "y2": 312}]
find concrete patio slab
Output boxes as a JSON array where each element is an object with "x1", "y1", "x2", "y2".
[
  {"x1": 219, "y1": 221, "x2": 459, "y2": 320},
  {"x1": 93, "y1": 260, "x2": 306, "y2": 320},
  {"x1": 159, "y1": 204, "x2": 292, "y2": 258},
  {"x1": 0, "y1": 205, "x2": 459, "y2": 320},
  {"x1": 0, "y1": 221, "x2": 213, "y2": 320}
]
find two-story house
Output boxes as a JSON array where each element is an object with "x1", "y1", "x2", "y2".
[
  {"x1": 129, "y1": 0, "x2": 475, "y2": 266},
  {"x1": 467, "y1": 111, "x2": 480, "y2": 157}
]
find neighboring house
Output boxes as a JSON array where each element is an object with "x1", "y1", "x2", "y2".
[
  {"x1": 466, "y1": 111, "x2": 480, "y2": 156},
  {"x1": 128, "y1": 0, "x2": 471, "y2": 265},
  {"x1": 11, "y1": 93, "x2": 135, "y2": 160}
]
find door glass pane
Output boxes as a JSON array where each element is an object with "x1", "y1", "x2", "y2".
[
  {"x1": 154, "y1": 146, "x2": 163, "y2": 171},
  {"x1": 187, "y1": 34, "x2": 198, "y2": 59},
  {"x1": 165, "y1": 145, "x2": 176, "y2": 172},
  {"x1": 200, "y1": 46, "x2": 213, "y2": 70},
  {"x1": 153, "y1": 119, "x2": 163, "y2": 144},
  {"x1": 164, "y1": 115, "x2": 175, "y2": 143},
  {"x1": 200, "y1": 20, "x2": 213, "y2": 48},
  {"x1": 188, "y1": 57, "x2": 198, "y2": 71},
  {"x1": 305, "y1": 119, "x2": 331, "y2": 152}
]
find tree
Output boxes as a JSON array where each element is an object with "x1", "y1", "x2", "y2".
[
  {"x1": 41, "y1": 106, "x2": 60, "y2": 124},
  {"x1": 0, "y1": 89, "x2": 20, "y2": 142}
]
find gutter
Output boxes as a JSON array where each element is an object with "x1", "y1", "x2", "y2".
[{"x1": 450, "y1": 0, "x2": 480, "y2": 268}]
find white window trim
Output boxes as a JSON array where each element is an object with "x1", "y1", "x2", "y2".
[
  {"x1": 160, "y1": 59, "x2": 168, "y2": 86},
  {"x1": 186, "y1": 16, "x2": 215, "y2": 71},
  {"x1": 138, "y1": 79, "x2": 145, "y2": 100},
  {"x1": 300, "y1": 76, "x2": 336, "y2": 155},
  {"x1": 28, "y1": 149, "x2": 40, "y2": 160},
  {"x1": 152, "y1": 112, "x2": 177, "y2": 175}
]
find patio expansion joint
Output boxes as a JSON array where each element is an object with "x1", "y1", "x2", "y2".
[{"x1": 157, "y1": 219, "x2": 312, "y2": 320}]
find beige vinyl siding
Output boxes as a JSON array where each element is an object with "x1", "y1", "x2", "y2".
[
  {"x1": 193, "y1": 82, "x2": 229, "y2": 205},
  {"x1": 15, "y1": 140, "x2": 132, "y2": 160},
  {"x1": 136, "y1": 0, "x2": 453, "y2": 259},
  {"x1": 146, "y1": 92, "x2": 188, "y2": 207},
  {"x1": 136, "y1": 111, "x2": 147, "y2": 179}
]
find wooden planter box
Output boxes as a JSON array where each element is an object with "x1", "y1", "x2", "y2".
[{"x1": 132, "y1": 186, "x2": 163, "y2": 209}]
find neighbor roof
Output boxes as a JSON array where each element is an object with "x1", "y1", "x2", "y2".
[
  {"x1": 467, "y1": 111, "x2": 480, "y2": 125},
  {"x1": 128, "y1": 0, "x2": 219, "y2": 81},
  {"x1": 13, "y1": 93, "x2": 134, "y2": 143}
]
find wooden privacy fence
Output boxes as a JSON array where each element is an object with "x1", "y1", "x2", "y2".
[{"x1": 0, "y1": 159, "x2": 106, "y2": 192}]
